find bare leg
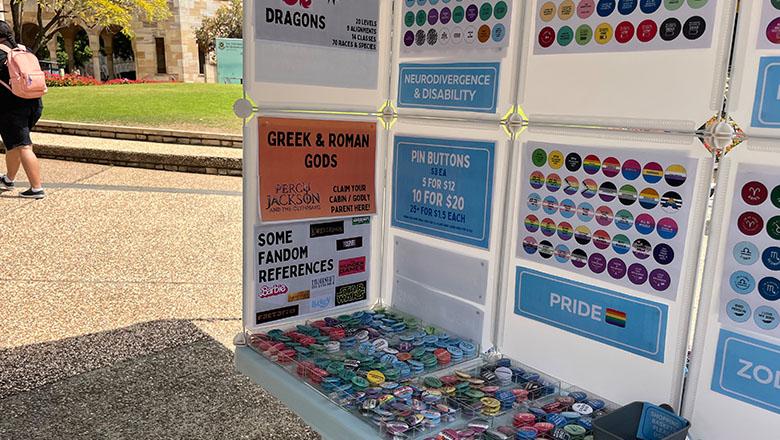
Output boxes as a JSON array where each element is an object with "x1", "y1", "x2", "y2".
[
  {"x1": 18, "y1": 146, "x2": 42, "y2": 188},
  {"x1": 4, "y1": 148, "x2": 22, "y2": 180}
]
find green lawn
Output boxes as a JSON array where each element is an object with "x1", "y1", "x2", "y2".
[{"x1": 42, "y1": 83, "x2": 243, "y2": 134}]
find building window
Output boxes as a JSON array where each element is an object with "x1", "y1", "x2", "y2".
[
  {"x1": 198, "y1": 45, "x2": 205, "y2": 75},
  {"x1": 155, "y1": 37, "x2": 167, "y2": 74}
]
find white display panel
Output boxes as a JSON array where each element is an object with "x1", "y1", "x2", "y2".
[
  {"x1": 245, "y1": 0, "x2": 393, "y2": 113},
  {"x1": 498, "y1": 127, "x2": 713, "y2": 407},
  {"x1": 381, "y1": 119, "x2": 513, "y2": 350},
  {"x1": 242, "y1": 113, "x2": 386, "y2": 331},
  {"x1": 683, "y1": 139, "x2": 780, "y2": 439},
  {"x1": 517, "y1": 0, "x2": 736, "y2": 131},
  {"x1": 726, "y1": 0, "x2": 780, "y2": 137},
  {"x1": 389, "y1": 0, "x2": 524, "y2": 120}
]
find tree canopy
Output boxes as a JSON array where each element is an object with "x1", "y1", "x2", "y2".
[
  {"x1": 9, "y1": 0, "x2": 170, "y2": 54},
  {"x1": 195, "y1": 0, "x2": 242, "y2": 53}
]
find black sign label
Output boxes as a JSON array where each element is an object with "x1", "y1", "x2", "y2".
[
  {"x1": 335, "y1": 280, "x2": 367, "y2": 306},
  {"x1": 336, "y1": 236, "x2": 363, "y2": 251},
  {"x1": 310, "y1": 220, "x2": 345, "y2": 238},
  {"x1": 256, "y1": 305, "x2": 299, "y2": 324}
]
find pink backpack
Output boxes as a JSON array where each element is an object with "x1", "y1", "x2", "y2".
[{"x1": 0, "y1": 43, "x2": 47, "y2": 99}]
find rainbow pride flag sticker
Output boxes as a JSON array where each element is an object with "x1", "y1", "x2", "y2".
[
  {"x1": 583, "y1": 155, "x2": 601, "y2": 175},
  {"x1": 606, "y1": 308, "x2": 627, "y2": 328}
]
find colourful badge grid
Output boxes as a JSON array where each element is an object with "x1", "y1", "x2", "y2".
[
  {"x1": 534, "y1": 0, "x2": 716, "y2": 55},
  {"x1": 401, "y1": 0, "x2": 512, "y2": 54},
  {"x1": 719, "y1": 166, "x2": 780, "y2": 339},
  {"x1": 759, "y1": 0, "x2": 780, "y2": 49},
  {"x1": 518, "y1": 142, "x2": 697, "y2": 300}
]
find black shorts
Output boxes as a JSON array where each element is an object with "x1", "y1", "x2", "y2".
[{"x1": 0, "y1": 102, "x2": 43, "y2": 151}]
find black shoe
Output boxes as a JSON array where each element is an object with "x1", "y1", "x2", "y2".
[
  {"x1": 0, "y1": 175, "x2": 14, "y2": 191},
  {"x1": 19, "y1": 188, "x2": 45, "y2": 199}
]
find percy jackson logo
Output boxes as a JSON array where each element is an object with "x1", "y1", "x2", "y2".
[{"x1": 266, "y1": 182, "x2": 321, "y2": 212}]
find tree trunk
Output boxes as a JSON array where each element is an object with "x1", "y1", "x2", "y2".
[{"x1": 10, "y1": 0, "x2": 23, "y2": 43}]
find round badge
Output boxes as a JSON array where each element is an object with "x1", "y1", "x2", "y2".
[
  {"x1": 559, "y1": 0, "x2": 576, "y2": 19},
  {"x1": 480, "y1": 2, "x2": 493, "y2": 21},
  {"x1": 593, "y1": 230, "x2": 612, "y2": 250},
  {"x1": 602, "y1": 157, "x2": 621, "y2": 177},
  {"x1": 541, "y1": 218, "x2": 557, "y2": 237},
  {"x1": 578, "y1": 202, "x2": 595, "y2": 222},
  {"x1": 523, "y1": 236, "x2": 539, "y2": 255},
  {"x1": 428, "y1": 8, "x2": 439, "y2": 25},
  {"x1": 635, "y1": 213, "x2": 656, "y2": 235},
  {"x1": 558, "y1": 222, "x2": 574, "y2": 241},
  {"x1": 618, "y1": 0, "x2": 638, "y2": 15},
  {"x1": 560, "y1": 199, "x2": 577, "y2": 218},
  {"x1": 733, "y1": 241, "x2": 759, "y2": 265},
  {"x1": 466, "y1": 4, "x2": 479, "y2": 21},
  {"x1": 633, "y1": 239, "x2": 652, "y2": 260},
  {"x1": 773, "y1": 0, "x2": 780, "y2": 10},
  {"x1": 598, "y1": 182, "x2": 618, "y2": 202},
  {"x1": 762, "y1": 247, "x2": 780, "y2": 271},
  {"x1": 583, "y1": 155, "x2": 601, "y2": 174},
  {"x1": 596, "y1": 205, "x2": 614, "y2": 226},
  {"x1": 738, "y1": 212, "x2": 764, "y2": 236},
  {"x1": 528, "y1": 193, "x2": 542, "y2": 211},
  {"x1": 477, "y1": 25, "x2": 491, "y2": 43},
  {"x1": 440, "y1": 7, "x2": 452, "y2": 24},
  {"x1": 532, "y1": 148, "x2": 548, "y2": 167},
  {"x1": 660, "y1": 17, "x2": 682, "y2": 41},
  {"x1": 427, "y1": 28, "x2": 439, "y2": 45},
  {"x1": 543, "y1": 195, "x2": 559, "y2": 215},
  {"x1": 618, "y1": 184, "x2": 638, "y2": 206},
  {"x1": 597, "y1": 0, "x2": 616, "y2": 17},
  {"x1": 530, "y1": 172, "x2": 546, "y2": 189},
  {"x1": 548, "y1": 150, "x2": 565, "y2": 169},
  {"x1": 755, "y1": 306, "x2": 779, "y2": 330},
  {"x1": 578, "y1": 0, "x2": 596, "y2": 18},
  {"x1": 494, "y1": 1, "x2": 508, "y2": 19},
  {"x1": 726, "y1": 299, "x2": 751, "y2": 323},
  {"x1": 546, "y1": 173, "x2": 562, "y2": 192},
  {"x1": 628, "y1": 263, "x2": 648, "y2": 285},
  {"x1": 621, "y1": 159, "x2": 642, "y2": 180},
  {"x1": 665, "y1": 0, "x2": 684, "y2": 10},
  {"x1": 687, "y1": 0, "x2": 708, "y2": 9},
  {"x1": 576, "y1": 24, "x2": 594, "y2": 45},
  {"x1": 575, "y1": 225, "x2": 592, "y2": 245},
  {"x1": 772, "y1": 185, "x2": 780, "y2": 208},
  {"x1": 614, "y1": 209, "x2": 634, "y2": 230},
  {"x1": 564, "y1": 176, "x2": 580, "y2": 195},
  {"x1": 766, "y1": 215, "x2": 780, "y2": 240},
  {"x1": 730, "y1": 271, "x2": 755, "y2": 294},
  {"x1": 539, "y1": 240, "x2": 554, "y2": 259},
  {"x1": 759, "y1": 277, "x2": 780, "y2": 301},
  {"x1": 612, "y1": 234, "x2": 631, "y2": 254},
  {"x1": 404, "y1": 30, "x2": 415, "y2": 46},
  {"x1": 656, "y1": 217, "x2": 678, "y2": 239},
  {"x1": 415, "y1": 29, "x2": 427, "y2": 46},
  {"x1": 566, "y1": 152, "x2": 582, "y2": 172},
  {"x1": 540, "y1": 2, "x2": 557, "y2": 22},
  {"x1": 660, "y1": 191, "x2": 683, "y2": 213},
  {"x1": 453, "y1": 5, "x2": 465, "y2": 23},
  {"x1": 588, "y1": 253, "x2": 607, "y2": 273},
  {"x1": 683, "y1": 16, "x2": 706, "y2": 40},
  {"x1": 595, "y1": 22, "x2": 614, "y2": 44},
  {"x1": 405, "y1": 11, "x2": 416, "y2": 27},
  {"x1": 607, "y1": 258, "x2": 627, "y2": 279},
  {"x1": 649, "y1": 268, "x2": 671, "y2": 291},
  {"x1": 642, "y1": 162, "x2": 664, "y2": 183},
  {"x1": 637, "y1": 19, "x2": 658, "y2": 42},
  {"x1": 492, "y1": 23, "x2": 506, "y2": 42},
  {"x1": 664, "y1": 165, "x2": 687, "y2": 187},
  {"x1": 555, "y1": 244, "x2": 572, "y2": 263},
  {"x1": 416, "y1": 10, "x2": 428, "y2": 26},
  {"x1": 615, "y1": 21, "x2": 635, "y2": 43},
  {"x1": 571, "y1": 249, "x2": 589, "y2": 268},
  {"x1": 742, "y1": 181, "x2": 768, "y2": 205},
  {"x1": 653, "y1": 243, "x2": 674, "y2": 265},
  {"x1": 524, "y1": 215, "x2": 540, "y2": 233},
  {"x1": 640, "y1": 0, "x2": 662, "y2": 14},
  {"x1": 581, "y1": 179, "x2": 599, "y2": 198}
]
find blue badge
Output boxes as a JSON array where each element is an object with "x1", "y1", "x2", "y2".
[
  {"x1": 733, "y1": 242, "x2": 759, "y2": 266},
  {"x1": 758, "y1": 276, "x2": 780, "y2": 301},
  {"x1": 711, "y1": 329, "x2": 780, "y2": 415},
  {"x1": 555, "y1": 244, "x2": 571, "y2": 264},
  {"x1": 597, "y1": 0, "x2": 616, "y2": 17},
  {"x1": 617, "y1": 0, "x2": 638, "y2": 15},
  {"x1": 730, "y1": 271, "x2": 756, "y2": 295},
  {"x1": 543, "y1": 195, "x2": 559, "y2": 215},
  {"x1": 755, "y1": 306, "x2": 779, "y2": 330},
  {"x1": 751, "y1": 57, "x2": 780, "y2": 128},
  {"x1": 492, "y1": 23, "x2": 506, "y2": 42},
  {"x1": 559, "y1": 199, "x2": 577, "y2": 218},
  {"x1": 398, "y1": 63, "x2": 500, "y2": 113},
  {"x1": 527, "y1": 193, "x2": 541, "y2": 211},
  {"x1": 577, "y1": 202, "x2": 594, "y2": 222},
  {"x1": 515, "y1": 266, "x2": 667, "y2": 362},
  {"x1": 726, "y1": 299, "x2": 751, "y2": 323},
  {"x1": 762, "y1": 246, "x2": 780, "y2": 271},
  {"x1": 639, "y1": 0, "x2": 661, "y2": 14}
]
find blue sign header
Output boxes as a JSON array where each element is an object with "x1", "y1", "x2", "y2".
[
  {"x1": 392, "y1": 136, "x2": 494, "y2": 249},
  {"x1": 514, "y1": 267, "x2": 668, "y2": 362},
  {"x1": 398, "y1": 63, "x2": 500, "y2": 113},
  {"x1": 711, "y1": 328, "x2": 780, "y2": 415}
]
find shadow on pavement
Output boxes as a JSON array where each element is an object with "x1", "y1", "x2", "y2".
[{"x1": 0, "y1": 320, "x2": 319, "y2": 440}]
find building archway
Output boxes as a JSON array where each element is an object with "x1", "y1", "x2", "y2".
[{"x1": 100, "y1": 27, "x2": 135, "y2": 80}]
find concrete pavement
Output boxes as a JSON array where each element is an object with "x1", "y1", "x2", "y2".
[{"x1": 0, "y1": 157, "x2": 319, "y2": 440}]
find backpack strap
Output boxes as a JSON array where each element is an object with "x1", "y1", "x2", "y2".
[{"x1": 0, "y1": 44, "x2": 11, "y2": 54}]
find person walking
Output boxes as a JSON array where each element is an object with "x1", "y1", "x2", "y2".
[{"x1": 0, "y1": 20, "x2": 45, "y2": 199}]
